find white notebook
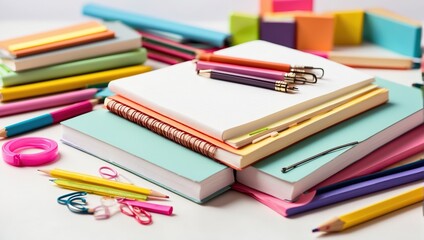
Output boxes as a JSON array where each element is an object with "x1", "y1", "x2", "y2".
[{"x1": 109, "y1": 40, "x2": 374, "y2": 141}]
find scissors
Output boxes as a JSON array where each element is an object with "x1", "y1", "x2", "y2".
[
  {"x1": 98, "y1": 166, "x2": 133, "y2": 184},
  {"x1": 120, "y1": 203, "x2": 152, "y2": 225}
]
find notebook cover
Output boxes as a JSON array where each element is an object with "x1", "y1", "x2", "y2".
[
  {"x1": 61, "y1": 109, "x2": 234, "y2": 203},
  {"x1": 109, "y1": 40, "x2": 374, "y2": 141},
  {"x1": 0, "y1": 48, "x2": 147, "y2": 87},
  {"x1": 237, "y1": 78, "x2": 423, "y2": 200}
]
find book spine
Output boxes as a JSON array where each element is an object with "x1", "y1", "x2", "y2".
[{"x1": 105, "y1": 99, "x2": 218, "y2": 159}]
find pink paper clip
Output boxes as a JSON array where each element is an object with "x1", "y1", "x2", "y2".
[{"x1": 119, "y1": 199, "x2": 173, "y2": 216}]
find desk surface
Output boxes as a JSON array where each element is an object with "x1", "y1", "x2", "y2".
[{"x1": 0, "y1": 21, "x2": 423, "y2": 240}]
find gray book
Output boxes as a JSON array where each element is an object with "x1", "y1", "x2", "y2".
[{"x1": 1, "y1": 21, "x2": 141, "y2": 71}]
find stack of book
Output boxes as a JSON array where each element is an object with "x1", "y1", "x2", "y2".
[
  {"x1": 60, "y1": 40, "x2": 423, "y2": 205},
  {"x1": 82, "y1": 3, "x2": 228, "y2": 65},
  {"x1": 0, "y1": 20, "x2": 151, "y2": 107}
]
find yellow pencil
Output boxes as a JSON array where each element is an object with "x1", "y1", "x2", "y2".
[
  {"x1": 312, "y1": 186, "x2": 424, "y2": 233},
  {"x1": 51, "y1": 178, "x2": 149, "y2": 201},
  {"x1": 0, "y1": 65, "x2": 151, "y2": 102},
  {"x1": 39, "y1": 168, "x2": 169, "y2": 199}
]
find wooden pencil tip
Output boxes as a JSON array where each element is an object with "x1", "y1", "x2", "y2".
[
  {"x1": 0, "y1": 128, "x2": 7, "y2": 138},
  {"x1": 37, "y1": 169, "x2": 49, "y2": 174}
]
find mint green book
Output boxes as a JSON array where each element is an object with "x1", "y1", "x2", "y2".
[
  {"x1": 61, "y1": 109, "x2": 234, "y2": 203},
  {"x1": 237, "y1": 78, "x2": 424, "y2": 201},
  {"x1": 0, "y1": 48, "x2": 147, "y2": 87}
]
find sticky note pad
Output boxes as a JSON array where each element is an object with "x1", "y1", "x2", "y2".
[
  {"x1": 260, "y1": 0, "x2": 313, "y2": 15},
  {"x1": 295, "y1": 13, "x2": 335, "y2": 51},
  {"x1": 363, "y1": 8, "x2": 422, "y2": 58},
  {"x1": 260, "y1": 15, "x2": 296, "y2": 48},
  {"x1": 333, "y1": 10, "x2": 364, "y2": 45},
  {"x1": 229, "y1": 13, "x2": 259, "y2": 46},
  {"x1": 273, "y1": 0, "x2": 313, "y2": 12}
]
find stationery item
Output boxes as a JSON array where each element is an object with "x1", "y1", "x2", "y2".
[
  {"x1": 142, "y1": 41, "x2": 195, "y2": 61},
  {"x1": 260, "y1": 14, "x2": 296, "y2": 48},
  {"x1": 58, "y1": 192, "x2": 95, "y2": 214},
  {"x1": 198, "y1": 50, "x2": 325, "y2": 79},
  {"x1": 195, "y1": 60, "x2": 315, "y2": 84},
  {"x1": 233, "y1": 123, "x2": 424, "y2": 217},
  {"x1": 82, "y1": 3, "x2": 230, "y2": 47},
  {"x1": 198, "y1": 69, "x2": 298, "y2": 93},
  {"x1": 98, "y1": 166, "x2": 133, "y2": 184},
  {"x1": 120, "y1": 203, "x2": 152, "y2": 225},
  {"x1": 295, "y1": 13, "x2": 335, "y2": 51},
  {"x1": 105, "y1": 83, "x2": 387, "y2": 168},
  {"x1": 119, "y1": 199, "x2": 173, "y2": 216},
  {"x1": 312, "y1": 186, "x2": 424, "y2": 233},
  {"x1": 331, "y1": 10, "x2": 364, "y2": 45},
  {"x1": 0, "y1": 21, "x2": 114, "y2": 58},
  {"x1": 260, "y1": 0, "x2": 313, "y2": 15},
  {"x1": 1, "y1": 22, "x2": 141, "y2": 71},
  {"x1": 229, "y1": 12, "x2": 259, "y2": 46},
  {"x1": 146, "y1": 49, "x2": 185, "y2": 65},
  {"x1": 236, "y1": 78, "x2": 424, "y2": 201},
  {"x1": 0, "y1": 48, "x2": 147, "y2": 87},
  {"x1": 0, "y1": 88, "x2": 98, "y2": 117},
  {"x1": 138, "y1": 30, "x2": 213, "y2": 58},
  {"x1": 0, "y1": 99, "x2": 98, "y2": 138},
  {"x1": 307, "y1": 43, "x2": 418, "y2": 69},
  {"x1": 0, "y1": 65, "x2": 151, "y2": 102},
  {"x1": 363, "y1": 8, "x2": 422, "y2": 58},
  {"x1": 2, "y1": 137, "x2": 58, "y2": 167},
  {"x1": 61, "y1": 109, "x2": 235, "y2": 203},
  {"x1": 288, "y1": 161, "x2": 424, "y2": 216},
  {"x1": 109, "y1": 40, "x2": 376, "y2": 141},
  {"x1": 40, "y1": 168, "x2": 168, "y2": 198},
  {"x1": 50, "y1": 178, "x2": 149, "y2": 201}
]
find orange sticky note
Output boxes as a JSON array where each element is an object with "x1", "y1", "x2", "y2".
[{"x1": 295, "y1": 13, "x2": 334, "y2": 51}]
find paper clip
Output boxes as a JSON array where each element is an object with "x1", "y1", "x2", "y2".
[
  {"x1": 93, "y1": 197, "x2": 121, "y2": 220},
  {"x1": 99, "y1": 166, "x2": 133, "y2": 184},
  {"x1": 57, "y1": 191, "x2": 95, "y2": 214},
  {"x1": 120, "y1": 203, "x2": 153, "y2": 225}
]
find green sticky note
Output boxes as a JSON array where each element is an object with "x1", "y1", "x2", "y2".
[{"x1": 229, "y1": 12, "x2": 259, "y2": 46}]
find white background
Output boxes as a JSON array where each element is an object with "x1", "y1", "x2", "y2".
[{"x1": 0, "y1": 1, "x2": 423, "y2": 240}]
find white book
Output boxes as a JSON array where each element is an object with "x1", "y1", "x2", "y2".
[
  {"x1": 109, "y1": 40, "x2": 374, "y2": 141},
  {"x1": 1, "y1": 21, "x2": 141, "y2": 71}
]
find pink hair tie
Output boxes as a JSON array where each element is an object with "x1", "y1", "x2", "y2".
[{"x1": 2, "y1": 137, "x2": 59, "y2": 167}]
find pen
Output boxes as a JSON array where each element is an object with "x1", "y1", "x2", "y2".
[
  {"x1": 0, "y1": 88, "x2": 98, "y2": 117},
  {"x1": 197, "y1": 52, "x2": 324, "y2": 78},
  {"x1": 50, "y1": 178, "x2": 149, "y2": 201},
  {"x1": 39, "y1": 168, "x2": 169, "y2": 199},
  {"x1": 312, "y1": 186, "x2": 424, "y2": 233},
  {"x1": 195, "y1": 60, "x2": 317, "y2": 84},
  {"x1": 0, "y1": 99, "x2": 98, "y2": 138},
  {"x1": 198, "y1": 69, "x2": 298, "y2": 93}
]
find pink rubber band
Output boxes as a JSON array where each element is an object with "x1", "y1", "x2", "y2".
[{"x1": 2, "y1": 137, "x2": 59, "y2": 167}]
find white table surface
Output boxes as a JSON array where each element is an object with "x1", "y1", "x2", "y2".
[{"x1": 0, "y1": 21, "x2": 423, "y2": 240}]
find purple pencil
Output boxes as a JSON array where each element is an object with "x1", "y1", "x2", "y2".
[
  {"x1": 198, "y1": 69, "x2": 298, "y2": 93},
  {"x1": 0, "y1": 88, "x2": 98, "y2": 117}
]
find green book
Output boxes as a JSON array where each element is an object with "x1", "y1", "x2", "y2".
[
  {"x1": 0, "y1": 48, "x2": 147, "y2": 87},
  {"x1": 237, "y1": 78, "x2": 424, "y2": 201},
  {"x1": 61, "y1": 109, "x2": 234, "y2": 204}
]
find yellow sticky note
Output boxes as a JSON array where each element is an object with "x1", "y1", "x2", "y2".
[
  {"x1": 229, "y1": 12, "x2": 259, "y2": 46},
  {"x1": 333, "y1": 10, "x2": 364, "y2": 45}
]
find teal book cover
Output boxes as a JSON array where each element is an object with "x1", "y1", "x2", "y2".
[
  {"x1": 237, "y1": 78, "x2": 423, "y2": 201},
  {"x1": 61, "y1": 109, "x2": 234, "y2": 203}
]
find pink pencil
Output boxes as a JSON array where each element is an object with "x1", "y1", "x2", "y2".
[
  {"x1": 195, "y1": 60, "x2": 315, "y2": 83},
  {"x1": 0, "y1": 88, "x2": 98, "y2": 117}
]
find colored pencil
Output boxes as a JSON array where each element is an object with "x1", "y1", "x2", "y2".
[
  {"x1": 198, "y1": 69, "x2": 298, "y2": 93},
  {"x1": 197, "y1": 52, "x2": 324, "y2": 78},
  {"x1": 312, "y1": 186, "x2": 424, "y2": 233},
  {"x1": 50, "y1": 178, "x2": 149, "y2": 201},
  {"x1": 0, "y1": 88, "x2": 98, "y2": 117},
  {"x1": 0, "y1": 99, "x2": 98, "y2": 138},
  {"x1": 39, "y1": 168, "x2": 169, "y2": 199}
]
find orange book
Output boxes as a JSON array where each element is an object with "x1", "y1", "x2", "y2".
[{"x1": 0, "y1": 21, "x2": 114, "y2": 58}]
